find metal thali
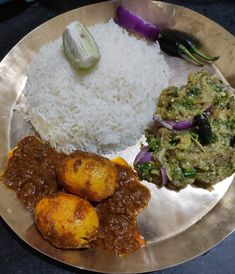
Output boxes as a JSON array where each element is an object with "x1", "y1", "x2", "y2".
[{"x1": 0, "y1": 0, "x2": 235, "y2": 273}]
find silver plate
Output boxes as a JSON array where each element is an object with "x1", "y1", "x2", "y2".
[{"x1": 0, "y1": 0, "x2": 235, "y2": 273}]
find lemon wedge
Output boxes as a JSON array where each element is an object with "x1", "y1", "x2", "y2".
[{"x1": 62, "y1": 21, "x2": 100, "y2": 70}]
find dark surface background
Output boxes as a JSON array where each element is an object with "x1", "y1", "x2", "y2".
[{"x1": 0, "y1": 0, "x2": 235, "y2": 273}]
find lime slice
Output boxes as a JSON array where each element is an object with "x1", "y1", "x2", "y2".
[{"x1": 63, "y1": 21, "x2": 100, "y2": 70}]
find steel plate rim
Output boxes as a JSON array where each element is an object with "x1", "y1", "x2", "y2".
[{"x1": 0, "y1": 1, "x2": 235, "y2": 273}]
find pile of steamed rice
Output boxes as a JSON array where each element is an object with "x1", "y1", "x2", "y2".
[{"x1": 22, "y1": 20, "x2": 169, "y2": 154}]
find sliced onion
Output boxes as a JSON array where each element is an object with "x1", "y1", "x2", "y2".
[
  {"x1": 153, "y1": 114, "x2": 192, "y2": 130},
  {"x1": 160, "y1": 167, "x2": 168, "y2": 186},
  {"x1": 116, "y1": 6, "x2": 160, "y2": 41},
  {"x1": 134, "y1": 146, "x2": 152, "y2": 165},
  {"x1": 204, "y1": 105, "x2": 212, "y2": 113},
  {"x1": 168, "y1": 120, "x2": 193, "y2": 130},
  {"x1": 153, "y1": 114, "x2": 173, "y2": 130},
  {"x1": 138, "y1": 151, "x2": 152, "y2": 165}
]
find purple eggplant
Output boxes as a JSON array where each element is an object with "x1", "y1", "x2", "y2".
[{"x1": 158, "y1": 29, "x2": 219, "y2": 66}]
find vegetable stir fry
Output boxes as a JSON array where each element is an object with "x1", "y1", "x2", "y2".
[{"x1": 134, "y1": 70, "x2": 235, "y2": 190}]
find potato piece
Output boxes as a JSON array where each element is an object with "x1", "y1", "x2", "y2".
[
  {"x1": 111, "y1": 157, "x2": 129, "y2": 167},
  {"x1": 34, "y1": 193, "x2": 99, "y2": 249},
  {"x1": 58, "y1": 151, "x2": 117, "y2": 202}
]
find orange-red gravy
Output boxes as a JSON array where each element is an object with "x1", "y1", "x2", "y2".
[
  {"x1": 1, "y1": 136, "x2": 66, "y2": 212},
  {"x1": 93, "y1": 164, "x2": 151, "y2": 254},
  {"x1": 1, "y1": 136, "x2": 151, "y2": 254}
]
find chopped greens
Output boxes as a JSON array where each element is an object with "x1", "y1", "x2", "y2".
[
  {"x1": 147, "y1": 136, "x2": 161, "y2": 152},
  {"x1": 183, "y1": 168, "x2": 197, "y2": 178},
  {"x1": 138, "y1": 162, "x2": 154, "y2": 181},
  {"x1": 189, "y1": 86, "x2": 201, "y2": 96}
]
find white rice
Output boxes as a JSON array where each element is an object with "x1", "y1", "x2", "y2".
[{"x1": 22, "y1": 20, "x2": 169, "y2": 154}]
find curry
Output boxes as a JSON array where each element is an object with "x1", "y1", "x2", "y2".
[
  {"x1": 93, "y1": 163, "x2": 150, "y2": 254},
  {"x1": 0, "y1": 136, "x2": 66, "y2": 211},
  {"x1": 0, "y1": 136, "x2": 150, "y2": 254}
]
